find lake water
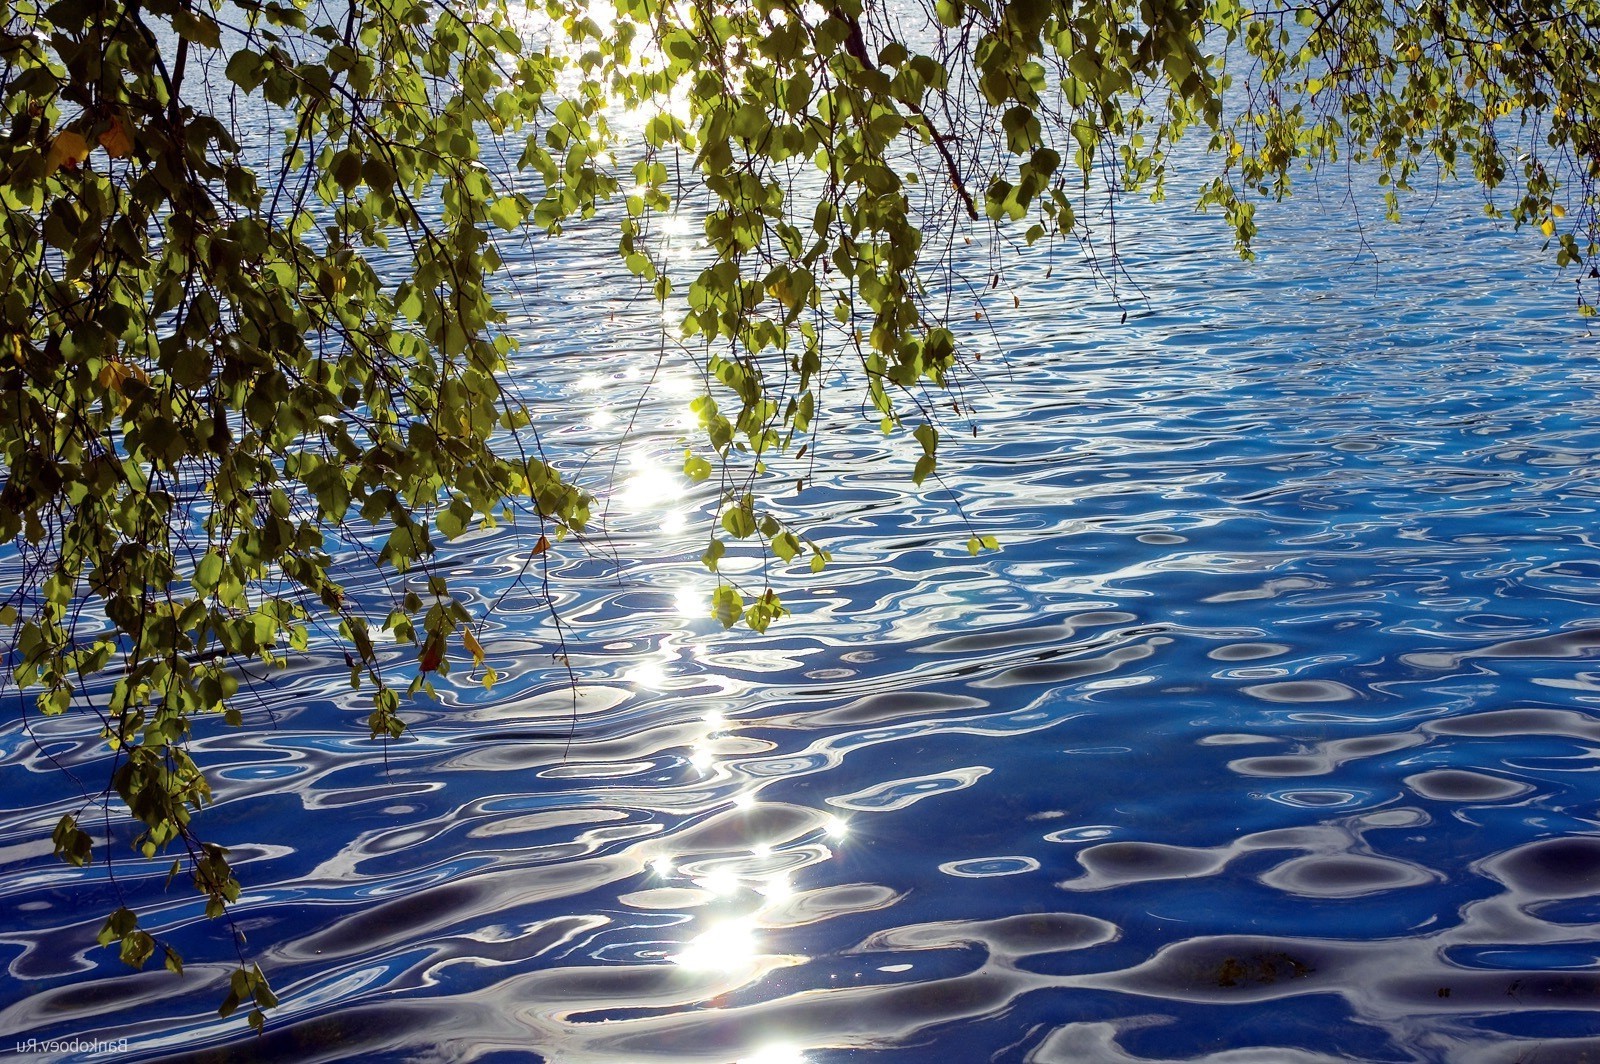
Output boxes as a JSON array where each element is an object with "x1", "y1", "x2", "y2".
[{"x1": 4, "y1": 136, "x2": 1600, "y2": 1061}]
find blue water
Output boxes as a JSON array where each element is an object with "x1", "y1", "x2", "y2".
[{"x1": 4, "y1": 156, "x2": 1600, "y2": 1062}]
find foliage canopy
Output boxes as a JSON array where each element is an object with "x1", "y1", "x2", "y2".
[{"x1": 2, "y1": 0, "x2": 1597, "y2": 1026}]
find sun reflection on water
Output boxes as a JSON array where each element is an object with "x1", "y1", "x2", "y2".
[
  {"x1": 671, "y1": 916, "x2": 757, "y2": 971},
  {"x1": 738, "y1": 1045, "x2": 809, "y2": 1064},
  {"x1": 674, "y1": 586, "x2": 704, "y2": 618}
]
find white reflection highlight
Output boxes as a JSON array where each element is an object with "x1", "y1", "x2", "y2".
[
  {"x1": 617, "y1": 473, "x2": 673, "y2": 510},
  {"x1": 624, "y1": 661, "x2": 665, "y2": 689},
  {"x1": 824, "y1": 815, "x2": 849, "y2": 840},
  {"x1": 659, "y1": 374, "x2": 695, "y2": 397},
  {"x1": 672, "y1": 917, "x2": 756, "y2": 972},
  {"x1": 758, "y1": 875, "x2": 792, "y2": 900},
  {"x1": 650, "y1": 856, "x2": 675, "y2": 878},
  {"x1": 658, "y1": 509, "x2": 687, "y2": 535},
  {"x1": 661, "y1": 213, "x2": 696, "y2": 240},
  {"x1": 733, "y1": 792, "x2": 756, "y2": 811},
  {"x1": 700, "y1": 869, "x2": 740, "y2": 897},
  {"x1": 675, "y1": 587, "x2": 704, "y2": 618},
  {"x1": 739, "y1": 1046, "x2": 808, "y2": 1064}
]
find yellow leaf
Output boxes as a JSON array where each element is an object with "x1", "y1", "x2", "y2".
[
  {"x1": 461, "y1": 626, "x2": 485, "y2": 668},
  {"x1": 99, "y1": 116, "x2": 134, "y2": 159},
  {"x1": 47, "y1": 130, "x2": 90, "y2": 174},
  {"x1": 97, "y1": 360, "x2": 149, "y2": 393},
  {"x1": 1552, "y1": 203, "x2": 1567, "y2": 219},
  {"x1": 1540, "y1": 218, "x2": 1556, "y2": 237},
  {"x1": 481, "y1": 668, "x2": 497, "y2": 689}
]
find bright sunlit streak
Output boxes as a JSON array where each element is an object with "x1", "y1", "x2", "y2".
[
  {"x1": 824, "y1": 815, "x2": 849, "y2": 840},
  {"x1": 617, "y1": 473, "x2": 673, "y2": 509},
  {"x1": 672, "y1": 917, "x2": 757, "y2": 972},
  {"x1": 661, "y1": 213, "x2": 696, "y2": 238},
  {"x1": 651, "y1": 856, "x2": 675, "y2": 878},
  {"x1": 625, "y1": 661, "x2": 665, "y2": 689},
  {"x1": 658, "y1": 374, "x2": 695, "y2": 397},
  {"x1": 617, "y1": 446, "x2": 682, "y2": 511},
  {"x1": 675, "y1": 587, "x2": 705, "y2": 618},
  {"x1": 700, "y1": 869, "x2": 740, "y2": 897},
  {"x1": 658, "y1": 509, "x2": 687, "y2": 535},
  {"x1": 739, "y1": 1045, "x2": 809, "y2": 1064}
]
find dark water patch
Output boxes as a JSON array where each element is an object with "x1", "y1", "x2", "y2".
[
  {"x1": 1065, "y1": 842, "x2": 1227, "y2": 887},
  {"x1": 1258, "y1": 854, "x2": 1437, "y2": 898},
  {"x1": 1242, "y1": 680, "x2": 1361, "y2": 703},
  {"x1": 1208, "y1": 641, "x2": 1292, "y2": 661},
  {"x1": 1095, "y1": 936, "x2": 1345, "y2": 1003},
  {"x1": 1480, "y1": 836, "x2": 1600, "y2": 899},
  {"x1": 1426, "y1": 708, "x2": 1600, "y2": 741},
  {"x1": 1403, "y1": 769, "x2": 1532, "y2": 802}
]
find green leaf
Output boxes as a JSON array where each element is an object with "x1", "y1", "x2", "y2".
[
  {"x1": 721, "y1": 502, "x2": 757, "y2": 539},
  {"x1": 683, "y1": 452, "x2": 713, "y2": 481},
  {"x1": 711, "y1": 585, "x2": 743, "y2": 628},
  {"x1": 772, "y1": 532, "x2": 801, "y2": 563},
  {"x1": 701, "y1": 538, "x2": 726, "y2": 571},
  {"x1": 172, "y1": 9, "x2": 222, "y2": 48},
  {"x1": 488, "y1": 196, "x2": 525, "y2": 230}
]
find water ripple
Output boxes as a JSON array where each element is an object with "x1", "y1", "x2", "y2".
[{"x1": 5, "y1": 148, "x2": 1600, "y2": 1064}]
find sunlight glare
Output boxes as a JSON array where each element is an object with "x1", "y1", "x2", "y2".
[
  {"x1": 658, "y1": 374, "x2": 695, "y2": 397},
  {"x1": 624, "y1": 661, "x2": 665, "y2": 689},
  {"x1": 672, "y1": 917, "x2": 757, "y2": 972},
  {"x1": 661, "y1": 213, "x2": 697, "y2": 240},
  {"x1": 676, "y1": 587, "x2": 706, "y2": 618},
  {"x1": 739, "y1": 1045, "x2": 809, "y2": 1064},
  {"x1": 618, "y1": 473, "x2": 673, "y2": 510}
]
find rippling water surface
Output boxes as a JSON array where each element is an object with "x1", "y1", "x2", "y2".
[{"x1": 5, "y1": 160, "x2": 1600, "y2": 1063}]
